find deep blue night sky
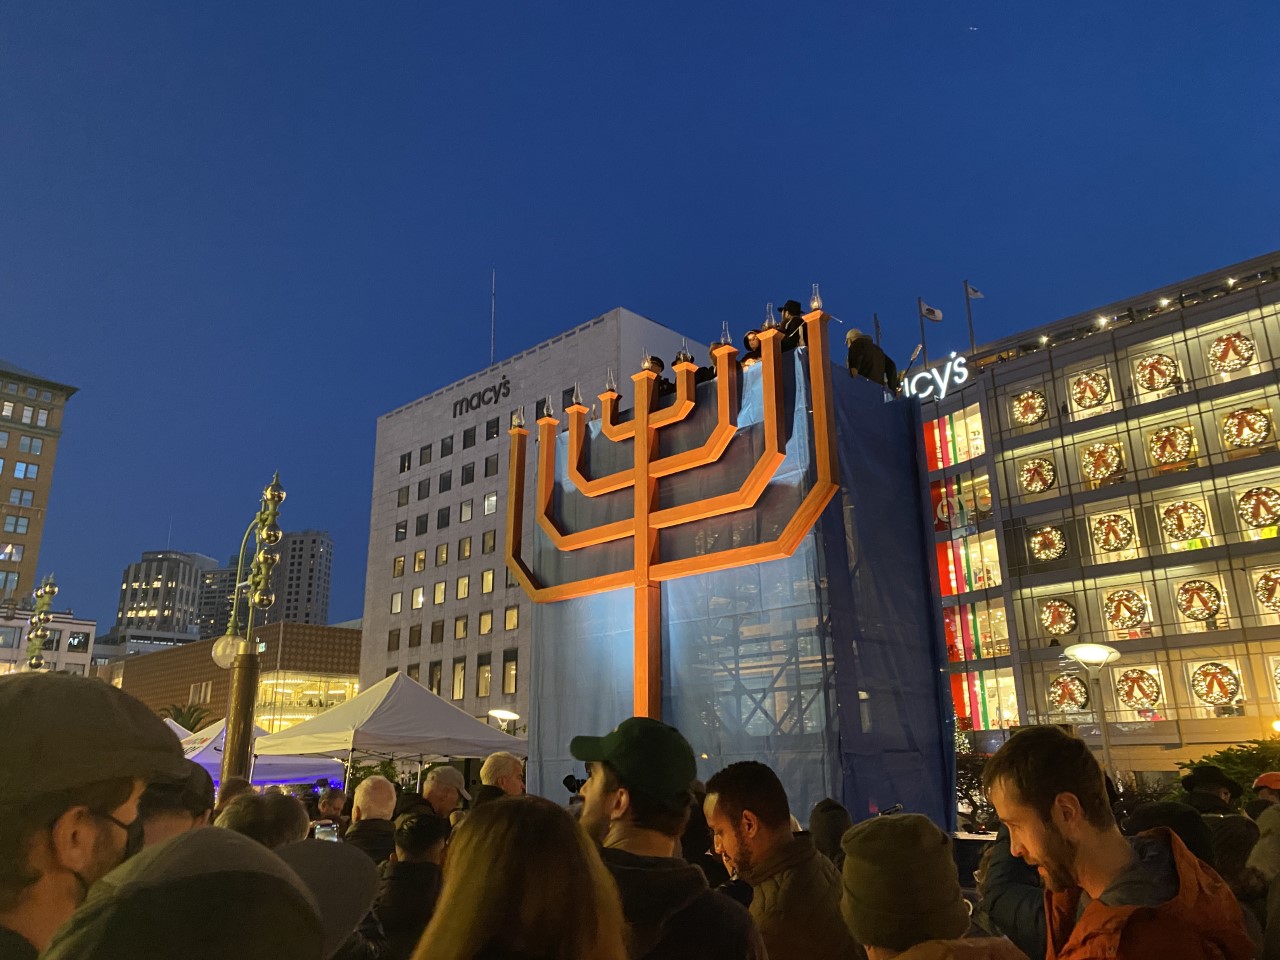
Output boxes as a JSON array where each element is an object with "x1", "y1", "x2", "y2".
[{"x1": 2, "y1": 2, "x2": 1276, "y2": 629}]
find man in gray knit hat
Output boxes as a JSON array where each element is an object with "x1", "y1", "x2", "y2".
[{"x1": 840, "y1": 813, "x2": 1025, "y2": 959}]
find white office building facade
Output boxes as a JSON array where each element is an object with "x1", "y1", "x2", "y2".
[{"x1": 362, "y1": 308, "x2": 700, "y2": 725}]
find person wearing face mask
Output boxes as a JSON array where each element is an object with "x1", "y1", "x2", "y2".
[{"x1": 0, "y1": 672, "x2": 186, "y2": 959}]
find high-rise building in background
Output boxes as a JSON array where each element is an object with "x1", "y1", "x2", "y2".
[
  {"x1": 362, "y1": 308, "x2": 701, "y2": 725},
  {"x1": 0, "y1": 360, "x2": 77, "y2": 609},
  {"x1": 197, "y1": 554, "x2": 241, "y2": 640},
  {"x1": 921, "y1": 250, "x2": 1280, "y2": 777},
  {"x1": 261, "y1": 530, "x2": 333, "y2": 627},
  {"x1": 100, "y1": 550, "x2": 219, "y2": 657}
]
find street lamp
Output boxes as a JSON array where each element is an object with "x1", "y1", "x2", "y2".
[
  {"x1": 213, "y1": 473, "x2": 286, "y2": 784},
  {"x1": 488, "y1": 708, "x2": 520, "y2": 733},
  {"x1": 1064, "y1": 642, "x2": 1120, "y2": 778},
  {"x1": 24, "y1": 576, "x2": 58, "y2": 670}
]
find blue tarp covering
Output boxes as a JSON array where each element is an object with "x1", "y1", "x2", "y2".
[{"x1": 526, "y1": 348, "x2": 954, "y2": 828}]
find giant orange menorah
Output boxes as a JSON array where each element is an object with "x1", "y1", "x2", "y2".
[{"x1": 505, "y1": 310, "x2": 840, "y2": 717}]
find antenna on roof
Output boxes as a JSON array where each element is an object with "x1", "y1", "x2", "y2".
[{"x1": 490, "y1": 267, "x2": 497, "y2": 366}]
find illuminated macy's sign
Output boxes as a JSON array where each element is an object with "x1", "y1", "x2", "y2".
[{"x1": 903, "y1": 353, "x2": 970, "y2": 401}]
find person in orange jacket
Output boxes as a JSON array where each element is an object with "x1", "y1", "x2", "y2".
[{"x1": 984, "y1": 725, "x2": 1255, "y2": 960}]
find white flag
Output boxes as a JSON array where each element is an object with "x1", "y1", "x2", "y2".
[
  {"x1": 920, "y1": 302, "x2": 944, "y2": 322},
  {"x1": 966, "y1": 283, "x2": 985, "y2": 300}
]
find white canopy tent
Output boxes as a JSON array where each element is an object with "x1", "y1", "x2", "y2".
[
  {"x1": 254, "y1": 672, "x2": 527, "y2": 761},
  {"x1": 182, "y1": 720, "x2": 345, "y2": 786},
  {"x1": 163, "y1": 718, "x2": 193, "y2": 739}
]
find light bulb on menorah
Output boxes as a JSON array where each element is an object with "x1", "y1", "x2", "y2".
[{"x1": 505, "y1": 306, "x2": 840, "y2": 717}]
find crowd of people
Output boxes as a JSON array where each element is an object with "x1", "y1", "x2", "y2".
[{"x1": 4, "y1": 672, "x2": 1279, "y2": 959}]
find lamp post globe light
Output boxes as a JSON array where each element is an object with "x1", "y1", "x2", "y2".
[
  {"x1": 24, "y1": 576, "x2": 59, "y2": 670},
  {"x1": 1063, "y1": 641, "x2": 1121, "y2": 779},
  {"x1": 488, "y1": 708, "x2": 520, "y2": 733},
  {"x1": 212, "y1": 473, "x2": 286, "y2": 785}
]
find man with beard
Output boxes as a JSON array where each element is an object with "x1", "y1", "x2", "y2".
[
  {"x1": 572, "y1": 718, "x2": 763, "y2": 960},
  {"x1": 0, "y1": 673, "x2": 186, "y2": 959},
  {"x1": 704, "y1": 761, "x2": 859, "y2": 960},
  {"x1": 984, "y1": 725, "x2": 1254, "y2": 960}
]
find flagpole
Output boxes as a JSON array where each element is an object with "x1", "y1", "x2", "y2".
[
  {"x1": 963, "y1": 279, "x2": 976, "y2": 354},
  {"x1": 873, "y1": 313, "x2": 881, "y2": 346},
  {"x1": 917, "y1": 298, "x2": 929, "y2": 368}
]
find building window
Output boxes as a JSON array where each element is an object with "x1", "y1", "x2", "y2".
[
  {"x1": 0, "y1": 544, "x2": 23, "y2": 562},
  {"x1": 481, "y1": 569, "x2": 494, "y2": 594},
  {"x1": 394, "y1": 521, "x2": 407, "y2": 542},
  {"x1": 506, "y1": 567, "x2": 519, "y2": 588},
  {"x1": 417, "y1": 478, "x2": 431, "y2": 500},
  {"x1": 463, "y1": 426, "x2": 476, "y2": 449},
  {"x1": 392, "y1": 556, "x2": 405, "y2": 578},
  {"x1": 20, "y1": 407, "x2": 32, "y2": 425},
  {"x1": 387, "y1": 628, "x2": 401, "y2": 651},
  {"x1": 505, "y1": 605, "x2": 519, "y2": 630},
  {"x1": 436, "y1": 543, "x2": 449, "y2": 567},
  {"x1": 458, "y1": 536, "x2": 472, "y2": 560},
  {"x1": 399, "y1": 452, "x2": 413, "y2": 473},
  {"x1": 413, "y1": 550, "x2": 427, "y2": 573},
  {"x1": 457, "y1": 575, "x2": 470, "y2": 600},
  {"x1": 454, "y1": 615, "x2": 468, "y2": 640},
  {"x1": 2, "y1": 516, "x2": 28, "y2": 535},
  {"x1": 441, "y1": 436, "x2": 454, "y2": 457},
  {"x1": 189, "y1": 681, "x2": 213, "y2": 705},
  {"x1": 484, "y1": 453, "x2": 499, "y2": 478},
  {"x1": 35, "y1": 410, "x2": 47, "y2": 427},
  {"x1": 483, "y1": 492, "x2": 498, "y2": 516},
  {"x1": 428, "y1": 661, "x2": 442, "y2": 694},
  {"x1": 390, "y1": 592, "x2": 403, "y2": 614},
  {"x1": 407, "y1": 663, "x2": 420, "y2": 682},
  {"x1": 477, "y1": 653, "x2": 492, "y2": 697},
  {"x1": 13, "y1": 462, "x2": 37, "y2": 480},
  {"x1": 431, "y1": 620, "x2": 445, "y2": 644},
  {"x1": 483, "y1": 530, "x2": 496, "y2": 554},
  {"x1": 415, "y1": 514, "x2": 429, "y2": 536},
  {"x1": 437, "y1": 507, "x2": 451, "y2": 530},
  {"x1": 433, "y1": 581, "x2": 446, "y2": 604},
  {"x1": 17, "y1": 437, "x2": 41, "y2": 455},
  {"x1": 0, "y1": 431, "x2": 7, "y2": 447},
  {"x1": 409, "y1": 624, "x2": 422, "y2": 647},
  {"x1": 452, "y1": 659, "x2": 465, "y2": 700},
  {"x1": 411, "y1": 586, "x2": 425, "y2": 610},
  {"x1": 479, "y1": 610, "x2": 493, "y2": 635},
  {"x1": 462, "y1": 462, "x2": 475, "y2": 485},
  {"x1": 397, "y1": 486, "x2": 410, "y2": 507},
  {"x1": 439, "y1": 471, "x2": 452, "y2": 494},
  {"x1": 66, "y1": 632, "x2": 88, "y2": 653},
  {"x1": 535, "y1": 398, "x2": 549, "y2": 420},
  {"x1": 460, "y1": 500, "x2": 473, "y2": 523},
  {"x1": 486, "y1": 417, "x2": 500, "y2": 440},
  {"x1": 420, "y1": 443, "x2": 433, "y2": 465},
  {"x1": 503, "y1": 649, "x2": 518, "y2": 694},
  {"x1": 386, "y1": 667, "x2": 398, "y2": 678}
]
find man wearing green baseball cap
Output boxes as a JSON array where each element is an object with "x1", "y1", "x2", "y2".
[
  {"x1": 0, "y1": 673, "x2": 187, "y2": 959},
  {"x1": 572, "y1": 717, "x2": 764, "y2": 960}
]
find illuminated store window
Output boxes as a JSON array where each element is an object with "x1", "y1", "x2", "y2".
[
  {"x1": 1110, "y1": 663, "x2": 1166, "y2": 723},
  {"x1": 935, "y1": 530, "x2": 1002, "y2": 597},
  {"x1": 942, "y1": 600, "x2": 1009, "y2": 662},
  {"x1": 1184, "y1": 658, "x2": 1248, "y2": 719},
  {"x1": 255, "y1": 672, "x2": 359, "y2": 733},
  {"x1": 923, "y1": 403, "x2": 985, "y2": 471},
  {"x1": 951, "y1": 666, "x2": 1018, "y2": 731}
]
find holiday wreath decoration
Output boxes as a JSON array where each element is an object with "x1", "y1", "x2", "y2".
[
  {"x1": 1071, "y1": 371, "x2": 1111, "y2": 409},
  {"x1": 1019, "y1": 457, "x2": 1057, "y2": 494},
  {"x1": 1175, "y1": 579, "x2": 1222, "y2": 621},
  {"x1": 1208, "y1": 332, "x2": 1255, "y2": 373},
  {"x1": 1081, "y1": 442, "x2": 1124, "y2": 482},
  {"x1": 1135, "y1": 353, "x2": 1179, "y2": 392},
  {"x1": 1238, "y1": 487, "x2": 1280, "y2": 529},
  {"x1": 1104, "y1": 589, "x2": 1148, "y2": 629},
  {"x1": 1148, "y1": 426, "x2": 1194, "y2": 465},
  {"x1": 1048, "y1": 674, "x2": 1090, "y2": 711},
  {"x1": 1040, "y1": 599, "x2": 1078, "y2": 636},
  {"x1": 1029, "y1": 525, "x2": 1068, "y2": 562},
  {"x1": 1090, "y1": 513, "x2": 1135, "y2": 553},
  {"x1": 1012, "y1": 389, "x2": 1049, "y2": 426},
  {"x1": 1190, "y1": 662, "x2": 1240, "y2": 705},
  {"x1": 1222, "y1": 407, "x2": 1272, "y2": 448},
  {"x1": 1160, "y1": 500, "x2": 1208, "y2": 541},
  {"x1": 1116, "y1": 668, "x2": 1161, "y2": 710}
]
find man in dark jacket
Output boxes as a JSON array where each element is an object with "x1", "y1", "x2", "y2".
[
  {"x1": 1181, "y1": 765, "x2": 1243, "y2": 815},
  {"x1": 572, "y1": 717, "x2": 764, "y2": 960},
  {"x1": 376, "y1": 814, "x2": 447, "y2": 960},
  {"x1": 344, "y1": 776, "x2": 398, "y2": 865},
  {"x1": 705, "y1": 761, "x2": 861, "y2": 960}
]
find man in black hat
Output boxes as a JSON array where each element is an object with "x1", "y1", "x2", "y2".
[
  {"x1": 779, "y1": 300, "x2": 806, "y2": 350},
  {"x1": 573, "y1": 717, "x2": 764, "y2": 960},
  {"x1": 0, "y1": 673, "x2": 187, "y2": 958},
  {"x1": 1182, "y1": 765, "x2": 1244, "y2": 815},
  {"x1": 137, "y1": 759, "x2": 215, "y2": 849}
]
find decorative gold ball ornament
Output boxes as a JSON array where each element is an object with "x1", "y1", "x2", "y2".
[
  {"x1": 1048, "y1": 674, "x2": 1090, "y2": 711},
  {"x1": 1256, "y1": 570, "x2": 1280, "y2": 613},
  {"x1": 1040, "y1": 598, "x2": 1078, "y2": 636},
  {"x1": 1238, "y1": 487, "x2": 1280, "y2": 529},
  {"x1": 1019, "y1": 457, "x2": 1057, "y2": 494},
  {"x1": 1176, "y1": 580, "x2": 1222, "y2": 621},
  {"x1": 1081, "y1": 442, "x2": 1124, "y2": 481},
  {"x1": 1135, "y1": 353, "x2": 1179, "y2": 392},
  {"x1": 1208, "y1": 332, "x2": 1256, "y2": 373},
  {"x1": 1190, "y1": 662, "x2": 1240, "y2": 705},
  {"x1": 1160, "y1": 500, "x2": 1208, "y2": 541},
  {"x1": 1071, "y1": 371, "x2": 1111, "y2": 409},
  {"x1": 1148, "y1": 426, "x2": 1193, "y2": 465},
  {"x1": 1104, "y1": 589, "x2": 1148, "y2": 629},
  {"x1": 1116, "y1": 668, "x2": 1162, "y2": 710},
  {"x1": 1029, "y1": 526, "x2": 1068, "y2": 562},
  {"x1": 1091, "y1": 513, "x2": 1135, "y2": 553},
  {"x1": 1223, "y1": 407, "x2": 1273, "y2": 448},
  {"x1": 1012, "y1": 389, "x2": 1049, "y2": 426}
]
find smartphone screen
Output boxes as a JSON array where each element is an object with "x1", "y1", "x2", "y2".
[{"x1": 315, "y1": 822, "x2": 339, "y2": 842}]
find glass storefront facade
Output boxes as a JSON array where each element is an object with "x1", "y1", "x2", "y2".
[
  {"x1": 255, "y1": 671, "x2": 360, "y2": 733},
  {"x1": 923, "y1": 254, "x2": 1280, "y2": 770}
]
